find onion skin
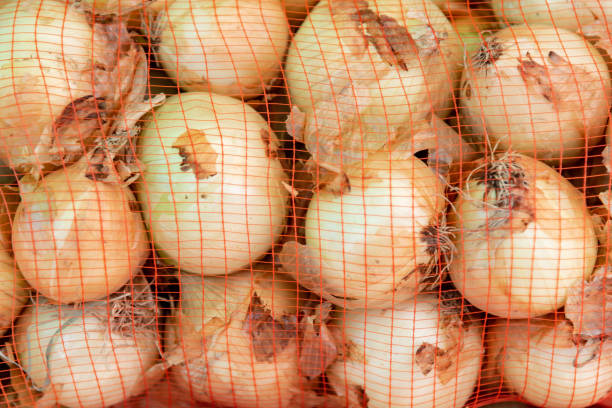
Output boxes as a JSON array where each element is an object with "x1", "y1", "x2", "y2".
[
  {"x1": 299, "y1": 150, "x2": 446, "y2": 309},
  {"x1": 12, "y1": 160, "x2": 148, "y2": 304},
  {"x1": 166, "y1": 270, "x2": 302, "y2": 408},
  {"x1": 460, "y1": 25, "x2": 611, "y2": 166},
  {"x1": 327, "y1": 295, "x2": 483, "y2": 408},
  {"x1": 137, "y1": 92, "x2": 288, "y2": 276},
  {"x1": 74, "y1": 0, "x2": 154, "y2": 15},
  {"x1": 487, "y1": 318, "x2": 612, "y2": 408},
  {"x1": 157, "y1": 0, "x2": 289, "y2": 99},
  {"x1": 14, "y1": 282, "x2": 160, "y2": 408},
  {"x1": 449, "y1": 153, "x2": 598, "y2": 319}
]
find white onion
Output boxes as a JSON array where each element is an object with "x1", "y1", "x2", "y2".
[
  {"x1": 0, "y1": 0, "x2": 146, "y2": 174},
  {"x1": 460, "y1": 25, "x2": 611, "y2": 165},
  {"x1": 285, "y1": 0, "x2": 462, "y2": 169},
  {"x1": 326, "y1": 295, "x2": 483, "y2": 408},
  {"x1": 137, "y1": 92, "x2": 288, "y2": 276},
  {"x1": 14, "y1": 277, "x2": 161, "y2": 408},
  {"x1": 490, "y1": 0, "x2": 612, "y2": 32},
  {"x1": 12, "y1": 150, "x2": 149, "y2": 304},
  {"x1": 487, "y1": 315, "x2": 612, "y2": 408},
  {"x1": 165, "y1": 268, "x2": 304, "y2": 408},
  {"x1": 156, "y1": 0, "x2": 289, "y2": 99},
  {"x1": 450, "y1": 153, "x2": 598, "y2": 318}
]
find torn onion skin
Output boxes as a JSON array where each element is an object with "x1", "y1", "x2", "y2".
[
  {"x1": 461, "y1": 25, "x2": 611, "y2": 166},
  {"x1": 14, "y1": 278, "x2": 161, "y2": 408},
  {"x1": 0, "y1": 0, "x2": 146, "y2": 175},
  {"x1": 326, "y1": 295, "x2": 483, "y2": 408},
  {"x1": 165, "y1": 268, "x2": 304, "y2": 408},
  {"x1": 12, "y1": 154, "x2": 149, "y2": 304},
  {"x1": 137, "y1": 92, "x2": 288, "y2": 276},
  {"x1": 156, "y1": 0, "x2": 289, "y2": 99},
  {"x1": 285, "y1": 0, "x2": 463, "y2": 168},
  {"x1": 487, "y1": 317, "x2": 612, "y2": 408},
  {"x1": 449, "y1": 153, "x2": 598, "y2": 319},
  {"x1": 73, "y1": 0, "x2": 154, "y2": 15}
]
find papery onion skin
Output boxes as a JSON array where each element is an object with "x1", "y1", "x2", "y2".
[
  {"x1": 12, "y1": 161, "x2": 148, "y2": 304},
  {"x1": 285, "y1": 0, "x2": 462, "y2": 162},
  {"x1": 487, "y1": 318, "x2": 612, "y2": 408},
  {"x1": 14, "y1": 283, "x2": 159, "y2": 408},
  {"x1": 449, "y1": 153, "x2": 598, "y2": 319},
  {"x1": 74, "y1": 0, "x2": 153, "y2": 15},
  {"x1": 166, "y1": 269, "x2": 302, "y2": 408},
  {"x1": 137, "y1": 92, "x2": 288, "y2": 276},
  {"x1": 460, "y1": 25, "x2": 610, "y2": 165},
  {"x1": 327, "y1": 295, "x2": 483, "y2": 408},
  {"x1": 301, "y1": 151, "x2": 446, "y2": 309},
  {"x1": 156, "y1": 0, "x2": 289, "y2": 99}
]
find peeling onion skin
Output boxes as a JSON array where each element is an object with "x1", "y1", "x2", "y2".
[
  {"x1": 301, "y1": 151, "x2": 446, "y2": 309},
  {"x1": 137, "y1": 92, "x2": 288, "y2": 276},
  {"x1": 156, "y1": 0, "x2": 289, "y2": 99},
  {"x1": 285, "y1": 0, "x2": 463, "y2": 163},
  {"x1": 166, "y1": 270, "x2": 302, "y2": 408},
  {"x1": 449, "y1": 153, "x2": 598, "y2": 319},
  {"x1": 12, "y1": 160, "x2": 149, "y2": 305},
  {"x1": 487, "y1": 318, "x2": 612, "y2": 408},
  {"x1": 74, "y1": 0, "x2": 153, "y2": 15},
  {"x1": 490, "y1": 0, "x2": 612, "y2": 32},
  {"x1": 327, "y1": 295, "x2": 483, "y2": 408},
  {"x1": 460, "y1": 25, "x2": 611, "y2": 166},
  {"x1": 14, "y1": 283, "x2": 160, "y2": 408}
]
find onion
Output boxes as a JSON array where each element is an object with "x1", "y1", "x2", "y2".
[
  {"x1": 156, "y1": 0, "x2": 289, "y2": 99},
  {"x1": 0, "y1": 0, "x2": 146, "y2": 175},
  {"x1": 12, "y1": 143, "x2": 149, "y2": 304},
  {"x1": 449, "y1": 153, "x2": 598, "y2": 319},
  {"x1": 489, "y1": 0, "x2": 612, "y2": 32},
  {"x1": 460, "y1": 25, "x2": 611, "y2": 165},
  {"x1": 13, "y1": 276, "x2": 161, "y2": 408},
  {"x1": 137, "y1": 92, "x2": 288, "y2": 276},
  {"x1": 487, "y1": 310, "x2": 612, "y2": 407},
  {"x1": 284, "y1": 0, "x2": 463, "y2": 169},
  {"x1": 73, "y1": 0, "x2": 155, "y2": 15},
  {"x1": 326, "y1": 294, "x2": 483, "y2": 408},
  {"x1": 165, "y1": 268, "x2": 304, "y2": 408}
]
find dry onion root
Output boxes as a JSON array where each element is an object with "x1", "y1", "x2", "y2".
[
  {"x1": 325, "y1": 294, "x2": 483, "y2": 408},
  {"x1": 285, "y1": 0, "x2": 463, "y2": 171},
  {"x1": 12, "y1": 276, "x2": 162, "y2": 408},
  {"x1": 0, "y1": 0, "x2": 148, "y2": 176},
  {"x1": 12, "y1": 139, "x2": 149, "y2": 305},
  {"x1": 155, "y1": 0, "x2": 289, "y2": 99},
  {"x1": 460, "y1": 25, "x2": 611, "y2": 165},
  {"x1": 137, "y1": 92, "x2": 288, "y2": 276},
  {"x1": 450, "y1": 153, "x2": 598, "y2": 319},
  {"x1": 164, "y1": 268, "x2": 322, "y2": 408}
]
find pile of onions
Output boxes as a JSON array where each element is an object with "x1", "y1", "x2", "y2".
[
  {"x1": 13, "y1": 276, "x2": 161, "y2": 408},
  {"x1": 326, "y1": 294, "x2": 483, "y2": 408},
  {"x1": 460, "y1": 25, "x2": 611, "y2": 165},
  {"x1": 12, "y1": 146, "x2": 149, "y2": 304},
  {"x1": 489, "y1": 0, "x2": 612, "y2": 32},
  {"x1": 284, "y1": 0, "x2": 463, "y2": 169},
  {"x1": 449, "y1": 153, "x2": 598, "y2": 319},
  {"x1": 137, "y1": 92, "x2": 288, "y2": 276},
  {"x1": 165, "y1": 268, "x2": 304, "y2": 408},
  {"x1": 0, "y1": 0, "x2": 146, "y2": 174},
  {"x1": 155, "y1": 0, "x2": 289, "y2": 99}
]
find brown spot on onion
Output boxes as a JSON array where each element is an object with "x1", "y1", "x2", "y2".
[{"x1": 172, "y1": 129, "x2": 218, "y2": 180}]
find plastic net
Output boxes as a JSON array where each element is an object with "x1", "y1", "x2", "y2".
[{"x1": 0, "y1": 0, "x2": 610, "y2": 407}]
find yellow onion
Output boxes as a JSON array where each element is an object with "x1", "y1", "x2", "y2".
[
  {"x1": 165, "y1": 268, "x2": 304, "y2": 408},
  {"x1": 0, "y1": 0, "x2": 146, "y2": 174},
  {"x1": 450, "y1": 153, "x2": 598, "y2": 318},
  {"x1": 285, "y1": 0, "x2": 463, "y2": 170},
  {"x1": 156, "y1": 0, "x2": 289, "y2": 99},
  {"x1": 14, "y1": 277, "x2": 161, "y2": 408},
  {"x1": 137, "y1": 92, "x2": 288, "y2": 276},
  {"x1": 326, "y1": 295, "x2": 483, "y2": 408},
  {"x1": 460, "y1": 25, "x2": 611, "y2": 165},
  {"x1": 12, "y1": 148, "x2": 149, "y2": 304}
]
